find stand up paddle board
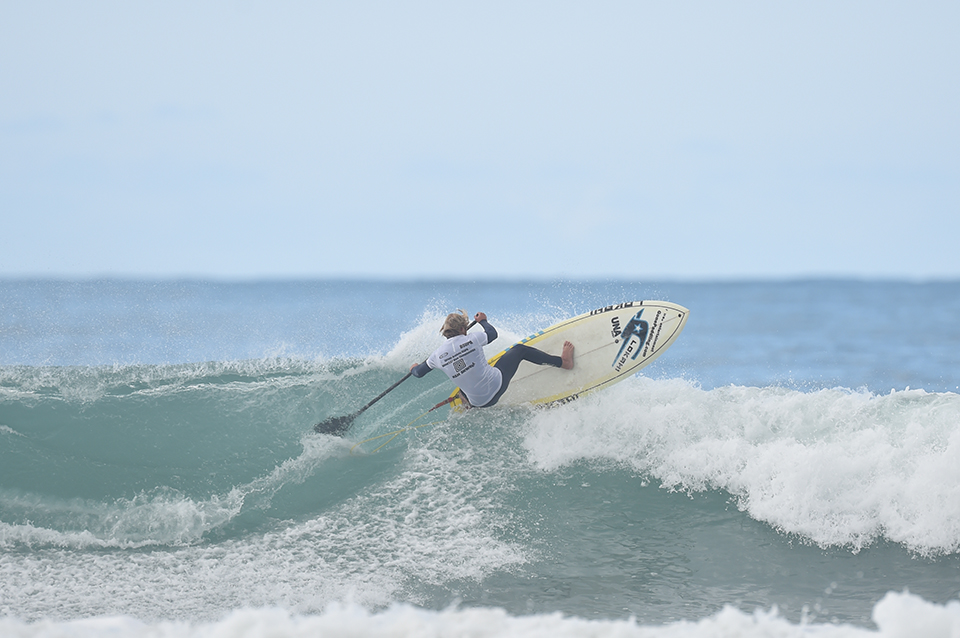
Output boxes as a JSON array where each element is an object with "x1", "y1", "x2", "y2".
[{"x1": 450, "y1": 301, "x2": 689, "y2": 409}]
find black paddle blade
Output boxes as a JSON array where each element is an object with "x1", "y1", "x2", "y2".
[
  {"x1": 313, "y1": 369, "x2": 418, "y2": 436},
  {"x1": 313, "y1": 414, "x2": 355, "y2": 436}
]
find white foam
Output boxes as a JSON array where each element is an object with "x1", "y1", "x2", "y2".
[
  {"x1": 872, "y1": 591, "x2": 960, "y2": 637},
  {"x1": 0, "y1": 434, "x2": 525, "y2": 621},
  {"x1": 522, "y1": 378, "x2": 960, "y2": 555},
  {"x1": 0, "y1": 488, "x2": 245, "y2": 550},
  {"x1": 3, "y1": 591, "x2": 959, "y2": 638},
  {"x1": 0, "y1": 359, "x2": 340, "y2": 405},
  {"x1": 381, "y1": 310, "x2": 448, "y2": 369},
  {"x1": 0, "y1": 435, "x2": 349, "y2": 551}
]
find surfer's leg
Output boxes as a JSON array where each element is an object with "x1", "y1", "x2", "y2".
[
  {"x1": 497, "y1": 344, "x2": 562, "y2": 377},
  {"x1": 479, "y1": 344, "x2": 570, "y2": 408}
]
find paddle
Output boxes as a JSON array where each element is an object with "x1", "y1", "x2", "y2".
[
  {"x1": 313, "y1": 372, "x2": 412, "y2": 436},
  {"x1": 314, "y1": 318, "x2": 477, "y2": 436}
]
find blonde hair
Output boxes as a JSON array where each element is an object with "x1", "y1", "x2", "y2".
[{"x1": 440, "y1": 310, "x2": 470, "y2": 338}]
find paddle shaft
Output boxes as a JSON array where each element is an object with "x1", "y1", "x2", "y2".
[{"x1": 347, "y1": 371, "x2": 413, "y2": 421}]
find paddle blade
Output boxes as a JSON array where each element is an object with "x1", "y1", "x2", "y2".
[{"x1": 313, "y1": 414, "x2": 355, "y2": 436}]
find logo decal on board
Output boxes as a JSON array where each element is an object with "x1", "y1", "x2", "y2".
[
  {"x1": 612, "y1": 310, "x2": 649, "y2": 372},
  {"x1": 610, "y1": 316, "x2": 621, "y2": 338}
]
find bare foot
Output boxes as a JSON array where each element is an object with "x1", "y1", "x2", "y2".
[{"x1": 560, "y1": 341, "x2": 574, "y2": 370}]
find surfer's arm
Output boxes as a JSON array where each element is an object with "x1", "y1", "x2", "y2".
[
  {"x1": 478, "y1": 319, "x2": 497, "y2": 343},
  {"x1": 410, "y1": 360, "x2": 432, "y2": 378}
]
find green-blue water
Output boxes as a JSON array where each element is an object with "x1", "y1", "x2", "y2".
[{"x1": 2, "y1": 280, "x2": 959, "y2": 634}]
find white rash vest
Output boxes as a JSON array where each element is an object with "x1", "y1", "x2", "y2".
[{"x1": 425, "y1": 330, "x2": 502, "y2": 406}]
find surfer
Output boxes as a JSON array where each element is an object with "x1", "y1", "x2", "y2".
[{"x1": 410, "y1": 311, "x2": 574, "y2": 408}]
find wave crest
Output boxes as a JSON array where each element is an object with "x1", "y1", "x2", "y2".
[{"x1": 523, "y1": 378, "x2": 960, "y2": 556}]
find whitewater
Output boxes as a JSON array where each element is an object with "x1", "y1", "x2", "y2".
[{"x1": 1, "y1": 279, "x2": 959, "y2": 637}]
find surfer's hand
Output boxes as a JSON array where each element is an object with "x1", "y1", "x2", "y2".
[{"x1": 474, "y1": 312, "x2": 487, "y2": 323}]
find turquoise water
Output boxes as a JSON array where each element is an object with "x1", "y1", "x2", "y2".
[{"x1": 2, "y1": 279, "x2": 959, "y2": 635}]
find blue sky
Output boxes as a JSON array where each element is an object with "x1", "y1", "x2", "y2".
[{"x1": 2, "y1": 2, "x2": 957, "y2": 281}]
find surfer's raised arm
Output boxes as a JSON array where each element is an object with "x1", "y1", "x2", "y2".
[{"x1": 474, "y1": 312, "x2": 497, "y2": 343}]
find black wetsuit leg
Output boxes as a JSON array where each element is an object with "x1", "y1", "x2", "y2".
[{"x1": 478, "y1": 344, "x2": 563, "y2": 407}]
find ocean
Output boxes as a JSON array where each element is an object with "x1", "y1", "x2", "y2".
[{"x1": 1, "y1": 279, "x2": 959, "y2": 637}]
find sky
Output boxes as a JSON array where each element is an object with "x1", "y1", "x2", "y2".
[{"x1": 1, "y1": 2, "x2": 958, "y2": 281}]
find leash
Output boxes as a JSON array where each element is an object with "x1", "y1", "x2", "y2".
[{"x1": 349, "y1": 396, "x2": 457, "y2": 455}]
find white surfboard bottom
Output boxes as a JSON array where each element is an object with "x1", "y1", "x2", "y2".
[{"x1": 451, "y1": 300, "x2": 689, "y2": 408}]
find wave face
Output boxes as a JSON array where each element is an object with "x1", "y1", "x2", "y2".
[{"x1": 1, "y1": 279, "x2": 959, "y2": 628}]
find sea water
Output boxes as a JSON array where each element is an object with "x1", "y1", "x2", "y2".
[{"x1": 1, "y1": 279, "x2": 959, "y2": 637}]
